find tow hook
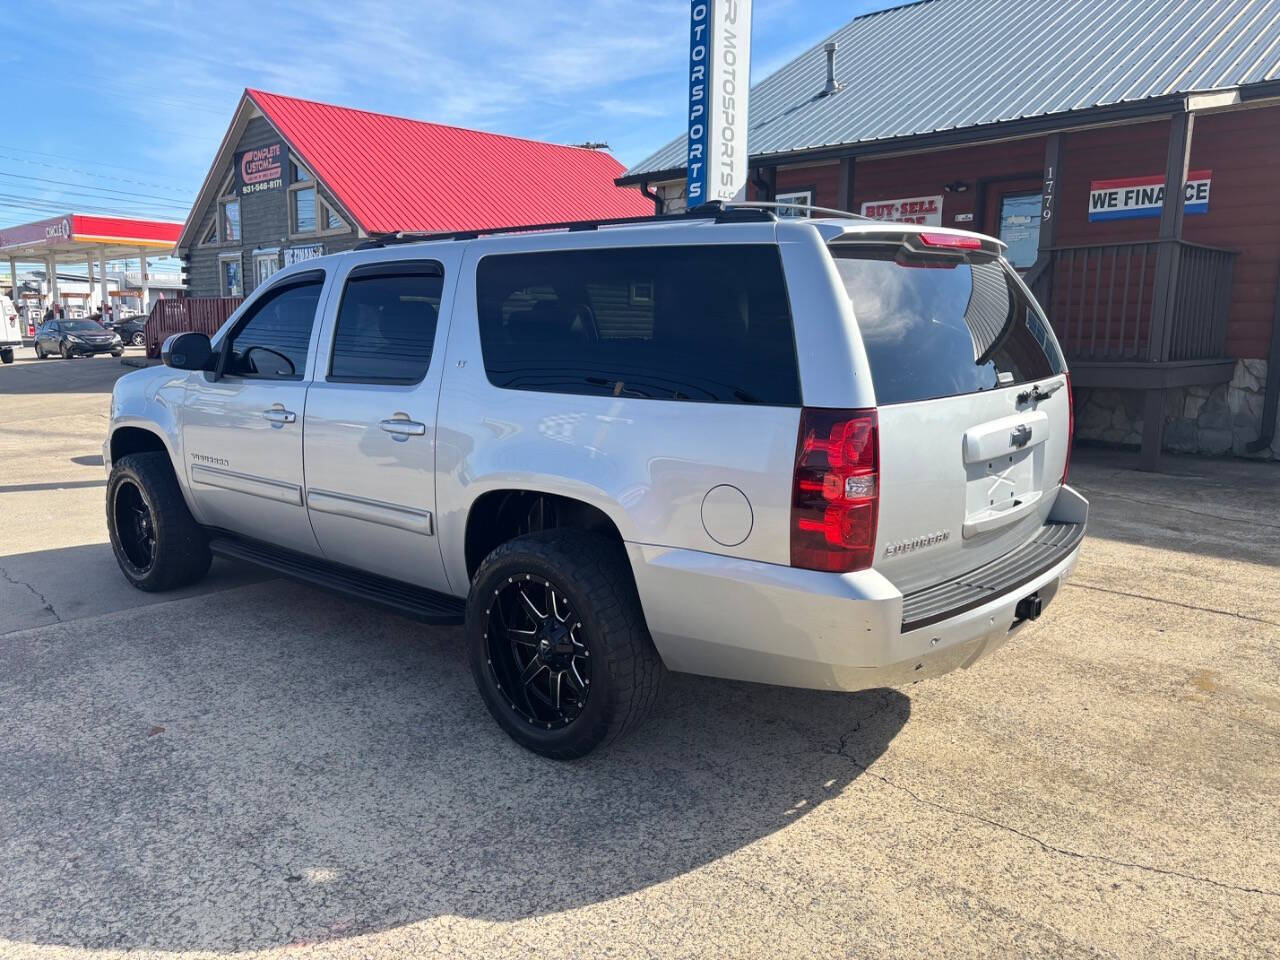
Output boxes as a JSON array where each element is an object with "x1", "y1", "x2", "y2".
[{"x1": 1015, "y1": 593, "x2": 1043, "y2": 623}]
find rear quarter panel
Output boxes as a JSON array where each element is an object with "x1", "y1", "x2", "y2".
[{"x1": 434, "y1": 225, "x2": 804, "y2": 594}]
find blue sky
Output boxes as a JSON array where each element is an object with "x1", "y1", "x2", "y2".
[{"x1": 0, "y1": 0, "x2": 897, "y2": 232}]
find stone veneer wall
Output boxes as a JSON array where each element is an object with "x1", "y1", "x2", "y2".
[{"x1": 1074, "y1": 359, "x2": 1277, "y2": 460}]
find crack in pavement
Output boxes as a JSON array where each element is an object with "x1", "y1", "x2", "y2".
[
  {"x1": 1094, "y1": 493, "x2": 1280, "y2": 531},
  {"x1": 1066, "y1": 581, "x2": 1280, "y2": 629},
  {"x1": 0, "y1": 562, "x2": 61, "y2": 625},
  {"x1": 832, "y1": 734, "x2": 1280, "y2": 900}
]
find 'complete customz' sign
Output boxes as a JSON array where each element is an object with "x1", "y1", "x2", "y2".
[
  {"x1": 686, "y1": 0, "x2": 753, "y2": 206},
  {"x1": 236, "y1": 142, "x2": 284, "y2": 195},
  {"x1": 1088, "y1": 170, "x2": 1212, "y2": 221}
]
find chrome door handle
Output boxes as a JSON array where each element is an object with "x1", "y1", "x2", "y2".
[
  {"x1": 380, "y1": 418, "x2": 426, "y2": 439},
  {"x1": 262, "y1": 408, "x2": 296, "y2": 424}
]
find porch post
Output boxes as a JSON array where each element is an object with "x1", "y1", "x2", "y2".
[
  {"x1": 139, "y1": 250, "x2": 150, "y2": 314},
  {"x1": 1026, "y1": 133, "x2": 1064, "y2": 309},
  {"x1": 837, "y1": 156, "x2": 855, "y2": 213},
  {"x1": 46, "y1": 254, "x2": 58, "y2": 308},
  {"x1": 1140, "y1": 109, "x2": 1194, "y2": 471},
  {"x1": 1038, "y1": 133, "x2": 1062, "y2": 257},
  {"x1": 99, "y1": 246, "x2": 109, "y2": 319}
]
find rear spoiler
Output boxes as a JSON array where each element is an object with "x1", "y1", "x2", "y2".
[{"x1": 809, "y1": 220, "x2": 1006, "y2": 256}]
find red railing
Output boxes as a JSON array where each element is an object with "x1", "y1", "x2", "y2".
[{"x1": 144, "y1": 297, "x2": 243, "y2": 358}]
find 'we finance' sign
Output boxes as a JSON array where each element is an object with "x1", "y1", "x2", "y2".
[{"x1": 1088, "y1": 170, "x2": 1212, "y2": 222}]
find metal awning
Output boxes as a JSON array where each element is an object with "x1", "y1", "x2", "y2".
[{"x1": 0, "y1": 214, "x2": 181, "y2": 263}]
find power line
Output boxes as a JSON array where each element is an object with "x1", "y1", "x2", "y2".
[
  {"x1": 0, "y1": 170, "x2": 191, "y2": 206},
  {"x1": 0, "y1": 144, "x2": 200, "y2": 179},
  {"x1": 0, "y1": 152, "x2": 192, "y2": 193},
  {"x1": 0, "y1": 194, "x2": 185, "y2": 220}
]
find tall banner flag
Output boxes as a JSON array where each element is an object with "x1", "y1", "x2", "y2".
[{"x1": 686, "y1": 0, "x2": 753, "y2": 206}]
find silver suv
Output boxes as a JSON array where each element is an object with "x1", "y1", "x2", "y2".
[{"x1": 104, "y1": 203, "x2": 1087, "y2": 758}]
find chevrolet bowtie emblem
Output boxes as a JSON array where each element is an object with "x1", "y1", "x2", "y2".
[{"x1": 1010, "y1": 424, "x2": 1033, "y2": 448}]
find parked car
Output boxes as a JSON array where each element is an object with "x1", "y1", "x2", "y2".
[
  {"x1": 35, "y1": 319, "x2": 123, "y2": 359},
  {"x1": 110, "y1": 316, "x2": 148, "y2": 347},
  {"x1": 103, "y1": 202, "x2": 1087, "y2": 758}
]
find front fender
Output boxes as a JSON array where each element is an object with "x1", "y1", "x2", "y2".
[{"x1": 106, "y1": 367, "x2": 202, "y2": 519}]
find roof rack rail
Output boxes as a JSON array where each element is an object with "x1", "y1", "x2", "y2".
[
  {"x1": 724, "y1": 200, "x2": 871, "y2": 221},
  {"x1": 353, "y1": 200, "x2": 779, "y2": 249}
]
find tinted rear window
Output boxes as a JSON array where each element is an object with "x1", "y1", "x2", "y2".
[
  {"x1": 476, "y1": 245, "x2": 801, "y2": 405},
  {"x1": 833, "y1": 246, "x2": 1064, "y2": 406}
]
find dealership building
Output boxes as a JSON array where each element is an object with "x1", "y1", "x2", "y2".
[
  {"x1": 621, "y1": 0, "x2": 1280, "y2": 464},
  {"x1": 177, "y1": 89, "x2": 650, "y2": 300}
]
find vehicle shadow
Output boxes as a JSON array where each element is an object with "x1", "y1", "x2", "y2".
[
  {"x1": 0, "y1": 577, "x2": 909, "y2": 952},
  {"x1": 0, "y1": 352, "x2": 136, "y2": 395}
]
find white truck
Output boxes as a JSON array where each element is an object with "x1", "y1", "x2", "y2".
[{"x1": 1, "y1": 295, "x2": 21, "y2": 363}]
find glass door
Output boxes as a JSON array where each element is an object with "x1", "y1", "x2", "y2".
[{"x1": 982, "y1": 178, "x2": 1044, "y2": 271}]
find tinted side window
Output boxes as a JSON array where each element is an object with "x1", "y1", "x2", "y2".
[
  {"x1": 227, "y1": 275, "x2": 323, "y2": 380},
  {"x1": 476, "y1": 245, "x2": 800, "y2": 405},
  {"x1": 329, "y1": 262, "x2": 443, "y2": 383},
  {"x1": 832, "y1": 246, "x2": 1063, "y2": 405}
]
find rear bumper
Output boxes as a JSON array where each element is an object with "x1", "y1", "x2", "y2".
[{"x1": 627, "y1": 486, "x2": 1087, "y2": 692}]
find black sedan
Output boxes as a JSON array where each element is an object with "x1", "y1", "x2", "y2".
[
  {"x1": 109, "y1": 316, "x2": 148, "y2": 346},
  {"x1": 34, "y1": 319, "x2": 123, "y2": 359}
]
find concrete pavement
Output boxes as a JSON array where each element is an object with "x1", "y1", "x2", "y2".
[{"x1": 0, "y1": 349, "x2": 1277, "y2": 959}]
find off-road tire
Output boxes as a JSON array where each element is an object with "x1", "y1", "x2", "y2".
[
  {"x1": 106, "y1": 451, "x2": 211, "y2": 592},
  {"x1": 466, "y1": 529, "x2": 664, "y2": 759}
]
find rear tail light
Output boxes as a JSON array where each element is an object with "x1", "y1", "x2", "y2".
[
  {"x1": 791, "y1": 408, "x2": 879, "y2": 572},
  {"x1": 918, "y1": 232, "x2": 982, "y2": 249},
  {"x1": 1062, "y1": 372, "x2": 1074, "y2": 484}
]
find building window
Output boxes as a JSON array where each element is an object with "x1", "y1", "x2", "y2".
[
  {"x1": 253, "y1": 251, "x2": 280, "y2": 288},
  {"x1": 220, "y1": 255, "x2": 243, "y2": 297},
  {"x1": 292, "y1": 186, "x2": 317, "y2": 233},
  {"x1": 221, "y1": 198, "x2": 241, "y2": 241},
  {"x1": 775, "y1": 190, "x2": 812, "y2": 218},
  {"x1": 287, "y1": 155, "x2": 348, "y2": 237},
  {"x1": 322, "y1": 204, "x2": 346, "y2": 232}
]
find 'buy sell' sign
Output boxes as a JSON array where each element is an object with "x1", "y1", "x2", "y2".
[
  {"x1": 1088, "y1": 170, "x2": 1212, "y2": 221},
  {"x1": 860, "y1": 195, "x2": 943, "y2": 226}
]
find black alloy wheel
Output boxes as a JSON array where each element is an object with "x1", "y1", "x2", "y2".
[
  {"x1": 106, "y1": 451, "x2": 211, "y2": 592},
  {"x1": 466, "y1": 529, "x2": 664, "y2": 758},
  {"x1": 113, "y1": 479, "x2": 156, "y2": 574},
  {"x1": 484, "y1": 574, "x2": 592, "y2": 729}
]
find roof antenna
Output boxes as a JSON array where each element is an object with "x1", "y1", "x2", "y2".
[{"x1": 820, "y1": 41, "x2": 843, "y2": 97}]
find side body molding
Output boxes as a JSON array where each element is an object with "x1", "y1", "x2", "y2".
[{"x1": 306, "y1": 488, "x2": 434, "y2": 536}]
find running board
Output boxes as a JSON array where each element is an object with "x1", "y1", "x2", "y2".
[{"x1": 208, "y1": 536, "x2": 465, "y2": 625}]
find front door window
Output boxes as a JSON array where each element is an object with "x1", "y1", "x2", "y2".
[{"x1": 997, "y1": 192, "x2": 1043, "y2": 270}]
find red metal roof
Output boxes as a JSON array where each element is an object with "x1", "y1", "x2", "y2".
[{"x1": 247, "y1": 89, "x2": 652, "y2": 234}]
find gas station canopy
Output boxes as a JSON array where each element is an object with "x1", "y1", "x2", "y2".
[{"x1": 0, "y1": 214, "x2": 181, "y2": 262}]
